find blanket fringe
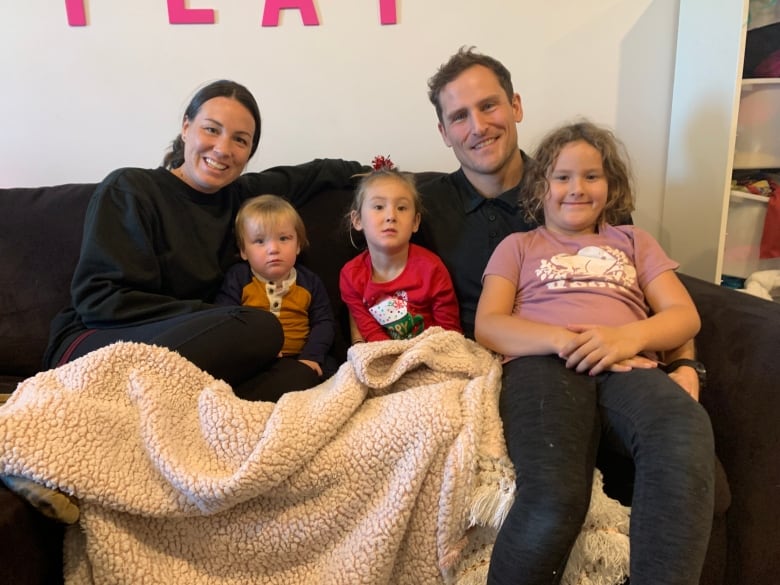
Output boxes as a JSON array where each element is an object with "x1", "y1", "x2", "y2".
[{"x1": 467, "y1": 454, "x2": 515, "y2": 528}]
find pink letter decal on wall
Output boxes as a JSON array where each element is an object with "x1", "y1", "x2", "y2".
[
  {"x1": 168, "y1": 0, "x2": 215, "y2": 25},
  {"x1": 379, "y1": 0, "x2": 397, "y2": 25},
  {"x1": 262, "y1": 0, "x2": 320, "y2": 26},
  {"x1": 65, "y1": 0, "x2": 87, "y2": 26}
]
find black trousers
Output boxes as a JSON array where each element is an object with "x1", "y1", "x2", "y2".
[
  {"x1": 487, "y1": 355, "x2": 715, "y2": 585},
  {"x1": 54, "y1": 306, "x2": 320, "y2": 401}
]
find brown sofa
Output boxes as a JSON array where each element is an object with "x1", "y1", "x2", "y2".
[{"x1": 1, "y1": 176, "x2": 778, "y2": 585}]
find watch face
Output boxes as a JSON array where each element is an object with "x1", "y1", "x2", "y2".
[{"x1": 689, "y1": 362, "x2": 707, "y2": 387}]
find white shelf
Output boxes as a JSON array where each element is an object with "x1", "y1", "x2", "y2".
[
  {"x1": 733, "y1": 158, "x2": 780, "y2": 170},
  {"x1": 664, "y1": 0, "x2": 779, "y2": 284},
  {"x1": 730, "y1": 189, "x2": 771, "y2": 203},
  {"x1": 742, "y1": 77, "x2": 780, "y2": 86},
  {"x1": 662, "y1": 0, "x2": 750, "y2": 284}
]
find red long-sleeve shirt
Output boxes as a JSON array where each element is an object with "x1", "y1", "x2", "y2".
[{"x1": 339, "y1": 244, "x2": 461, "y2": 342}]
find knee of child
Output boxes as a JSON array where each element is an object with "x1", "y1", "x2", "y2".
[
  {"x1": 659, "y1": 397, "x2": 715, "y2": 456},
  {"x1": 513, "y1": 474, "x2": 592, "y2": 534}
]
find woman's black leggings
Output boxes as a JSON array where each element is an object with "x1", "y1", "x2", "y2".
[{"x1": 52, "y1": 306, "x2": 319, "y2": 401}]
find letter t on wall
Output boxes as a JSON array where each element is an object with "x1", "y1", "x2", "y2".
[
  {"x1": 262, "y1": 0, "x2": 320, "y2": 26},
  {"x1": 168, "y1": 0, "x2": 215, "y2": 24},
  {"x1": 65, "y1": 0, "x2": 87, "y2": 26}
]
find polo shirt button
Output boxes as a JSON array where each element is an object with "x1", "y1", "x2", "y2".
[{"x1": 489, "y1": 214, "x2": 496, "y2": 221}]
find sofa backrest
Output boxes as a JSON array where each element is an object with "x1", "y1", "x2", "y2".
[
  {"x1": 0, "y1": 184, "x2": 95, "y2": 381},
  {"x1": 0, "y1": 182, "x2": 362, "y2": 381},
  {"x1": 0, "y1": 173, "x2": 448, "y2": 384}
]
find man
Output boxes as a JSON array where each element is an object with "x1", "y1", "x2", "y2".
[
  {"x1": 416, "y1": 47, "x2": 715, "y2": 585},
  {"x1": 416, "y1": 46, "x2": 704, "y2": 399}
]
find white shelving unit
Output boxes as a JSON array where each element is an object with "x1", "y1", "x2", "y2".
[
  {"x1": 663, "y1": 0, "x2": 780, "y2": 285},
  {"x1": 724, "y1": 76, "x2": 780, "y2": 281}
]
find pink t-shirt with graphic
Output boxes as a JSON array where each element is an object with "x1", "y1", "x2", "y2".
[{"x1": 483, "y1": 224, "x2": 678, "y2": 333}]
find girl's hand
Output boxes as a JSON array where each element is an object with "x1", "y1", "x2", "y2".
[
  {"x1": 299, "y1": 359, "x2": 323, "y2": 377},
  {"x1": 559, "y1": 323, "x2": 644, "y2": 375}
]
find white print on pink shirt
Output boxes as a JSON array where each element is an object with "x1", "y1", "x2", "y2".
[{"x1": 535, "y1": 245, "x2": 637, "y2": 290}]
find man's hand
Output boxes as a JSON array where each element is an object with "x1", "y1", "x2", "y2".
[
  {"x1": 609, "y1": 355, "x2": 658, "y2": 371},
  {"x1": 667, "y1": 366, "x2": 700, "y2": 401},
  {"x1": 662, "y1": 339, "x2": 701, "y2": 401}
]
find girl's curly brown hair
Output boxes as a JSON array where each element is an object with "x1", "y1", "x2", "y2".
[{"x1": 523, "y1": 120, "x2": 635, "y2": 227}]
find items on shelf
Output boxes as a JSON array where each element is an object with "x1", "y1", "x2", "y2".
[
  {"x1": 745, "y1": 0, "x2": 780, "y2": 78},
  {"x1": 741, "y1": 268, "x2": 780, "y2": 300},
  {"x1": 744, "y1": 21, "x2": 780, "y2": 77},
  {"x1": 732, "y1": 171, "x2": 780, "y2": 259}
]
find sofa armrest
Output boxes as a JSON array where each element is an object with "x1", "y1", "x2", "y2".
[
  {"x1": 0, "y1": 485, "x2": 64, "y2": 585},
  {"x1": 679, "y1": 273, "x2": 780, "y2": 582}
]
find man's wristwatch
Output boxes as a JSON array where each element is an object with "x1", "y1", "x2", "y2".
[{"x1": 663, "y1": 359, "x2": 707, "y2": 390}]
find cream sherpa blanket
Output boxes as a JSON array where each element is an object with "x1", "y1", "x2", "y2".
[{"x1": 0, "y1": 328, "x2": 629, "y2": 585}]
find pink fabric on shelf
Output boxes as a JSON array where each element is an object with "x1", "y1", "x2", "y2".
[
  {"x1": 755, "y1": 50, "x2": 780, "y2": 78},
  {"x1": 760, "y1": 183, "x2": 780, "y2": 259}
]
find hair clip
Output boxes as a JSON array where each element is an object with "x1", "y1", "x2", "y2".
[{"x1": 371, "y1": 155, "x2": 395, "y2": 171}]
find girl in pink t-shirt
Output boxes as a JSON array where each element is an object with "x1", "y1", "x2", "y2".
[{"x1": 476, "y1": 122, "x2": 714, "y2": 585}]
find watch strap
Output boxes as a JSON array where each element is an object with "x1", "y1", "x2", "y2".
[
  {"x1": 663, "y1": 358, "x2": 704, "y2": 374},
  {"x1": 663, "y1": 358, "x2": 707, "y2": 390}
]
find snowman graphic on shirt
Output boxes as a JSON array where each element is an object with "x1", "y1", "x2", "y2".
[{"x1": 368, "y1": 291, "x2": 425, "y2": 339}]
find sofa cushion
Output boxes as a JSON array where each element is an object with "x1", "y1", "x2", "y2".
[
  {"x1": 0, "y1": 485, "x2": 65, "y2": 585},
  {"x1": 0, "y1": 181, "x2": 366, "y2": 389},
  {"x1": 678, "y1": 273, "x2": 780, "y2": 584},
  {"x1": 0, "y1": 184, "x2": 94, "y2": 390}
]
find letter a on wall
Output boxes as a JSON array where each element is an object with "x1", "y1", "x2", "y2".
[{"x1": 262, "y1": 0, "x2": 320, "y2": 26}]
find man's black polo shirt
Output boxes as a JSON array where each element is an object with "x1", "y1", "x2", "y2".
[{"x1": 414, "y1": 151, "x2": 536, "y2": 339}]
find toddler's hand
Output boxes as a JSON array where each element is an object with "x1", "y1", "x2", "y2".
[{"x1": 299, "y1": 359, "x2": 322, "y2": 377}]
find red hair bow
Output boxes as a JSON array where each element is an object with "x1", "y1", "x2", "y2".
[{"x1": 371, "y1": 155, "x2": 395, "y2": 171}]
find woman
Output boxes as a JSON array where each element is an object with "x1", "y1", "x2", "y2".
[{"x1": 44, "y1": 79, "x2": 362, "y2": 399}]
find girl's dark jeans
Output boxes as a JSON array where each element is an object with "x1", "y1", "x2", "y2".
[{"x1": 487, "y1": 355, "x2": 715, "y2": 585}]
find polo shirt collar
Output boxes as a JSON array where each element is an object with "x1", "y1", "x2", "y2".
[{"x1": 453, "y1": 150, "x2": 533, "y2": 213}]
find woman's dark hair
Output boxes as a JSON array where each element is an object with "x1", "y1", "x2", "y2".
[{"x1": 162, "y1": 80, "x2": 262, "y2": 169}]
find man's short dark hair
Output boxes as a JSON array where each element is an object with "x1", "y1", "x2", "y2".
[{"x1": 427, "y1": 46, "x2": 515, "y2": 124}]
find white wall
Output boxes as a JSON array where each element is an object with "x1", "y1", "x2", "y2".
[{"x1": 1, "y1": 0, "x2": 679, "y2": 238}]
